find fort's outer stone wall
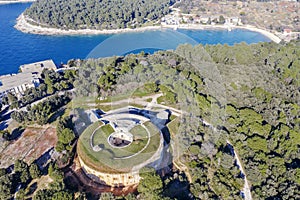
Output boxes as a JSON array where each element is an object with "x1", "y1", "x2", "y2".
[
  {"x1": 78, "y1": 130, "x2": 164, "y2": 187},
  {"x1": 77, "y1": 109, "x2": 166, "y2": 187},
  {"x1": 78, "y1": 156, "x2": 140, "y2": 187}
]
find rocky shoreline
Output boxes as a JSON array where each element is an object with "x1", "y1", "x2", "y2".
[
  {"x1": 15, "y1": 13, "x2": 282, "y2": 43},
  {"x1": 15, "y1": 14, "x2": 163, "y2": 35}
]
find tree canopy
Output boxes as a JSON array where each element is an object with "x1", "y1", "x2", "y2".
[
  {"x1": 24, "y1": 0, "x2": 175, "y2": 30},
  {"x1": 71, "y1": 39, "x2": 299, "y2": 199}
]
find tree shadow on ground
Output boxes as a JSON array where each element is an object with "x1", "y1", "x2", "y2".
[
  {"x1": 26, "y1": 182, "x2": 38, "y2": 196},
  {"x1": 47, "y1": 108, "x2": 66, "y2": 124},
  {"x1": 9, "y1": 127, "x2": 25, "y2": 141}
]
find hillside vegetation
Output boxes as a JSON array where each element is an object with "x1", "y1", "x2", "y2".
[
  {"x1": 69, "y1": 39, "x2": 300, "y2": 199},
  {"x1": 24, "y1": 0, "x2": 175, "y2": 30}
]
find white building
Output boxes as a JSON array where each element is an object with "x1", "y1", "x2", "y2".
[{"x1": 0, "y1": 60, "x2": 57, "y2": 100}]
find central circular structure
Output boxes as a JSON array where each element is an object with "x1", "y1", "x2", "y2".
[
  {"x1": 108, "y1": 131, "x2": 133, "y2": 148},
  {"x1": 77, "y1": 107, "x2": 164, "y2": 187}
]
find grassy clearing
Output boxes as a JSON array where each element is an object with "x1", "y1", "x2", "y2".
[
  {"x1": 72, "y1": 96, "x2": 97, "y2": 109},
  {"x1": 125, "y1": 125, "x2": 149, "y2": 153},
  {"x1": 129, "y1": 103, "x2": 145, "y2": 109},
  {"x1": 130, "y1": 125, "x2": 148, "y2": 139},
  {"x1": 143, "y1": 121, "x2": 161, "y2": 153},
  {"x1": 157, "y1": 96, "x2": 178, "y2": 109},
  {"x1": 97, "y1": 102, "x2": 145, "y2": 112},
  {"x1": 92, "y1": 124, "x2": 152, "y2": 158},
  {"x1": 132, "y1": 88, "x2": 155, "y2": 98},
  {"x1": 145, "y1": 98, "x2": 152, "y2": 102},
  {"x1": 97, "y1": 102, "x2": 128, "y2": 112},
  {"x1": 157, "y1": 96, "x2": 165, "y2": 104},
  {"x1": 170, "y1": 114, "x2": 177, "y2": 121},
  {"x1": 97, "y1": 93, "x2": 131, "y2": 104}
]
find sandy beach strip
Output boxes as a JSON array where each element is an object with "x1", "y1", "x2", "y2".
[
  {"x1": 234, "y1": 25, "x2": 281, "y2": 44},
  {"x1": 167, "y1": 24, "x2": 281, "y2": 44},
  {"x1": 15, "y1": 13, "x2": 282, "y2": 43}
]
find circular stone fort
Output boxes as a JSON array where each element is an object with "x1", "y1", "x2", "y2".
[{"x1": 77, "y1": 107, "x2": 167, "y2": 187}]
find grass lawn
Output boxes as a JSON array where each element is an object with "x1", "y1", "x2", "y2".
[
  {"x1": 97, "y1": 103, "x2": 128, "y2": 112},
  {"x1": 97, "y1": 102, "x2": 145, "y2": 112},
  {"x1": 170, "y1": 114, "x2": 177, "y2": 121},
  {"x1": 78, "y1": 120, "x2": 161, "y2": 173},
  {"x1": 92, "y1": 124, "x2": 114, "y2": 146},
  {"x1": 130, "y1": 125, "x2": 148, "y2": 139},
  {"x1": 80, "y1": 121, "x2": 103, "y2": 149},
  {"x1": 125, "y1": 125, "x2": 149, "y2": 153},
  {"x1": 92, "y1": 124, "x2": 152, "y2": 158},
  {"x1": 157, "y1": 96, "x2": 178, "y2": 109},
  {"x1": 143, "y1": 121, "x2": 161, "y2": 153}
]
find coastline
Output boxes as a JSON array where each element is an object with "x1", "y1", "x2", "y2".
[
  {"x1": 15, "y1": 13, "x2": 282, "y2": 43},
  {"x1": 165, "y1": 24, "x2": 282, "y2": 44},
  {"x1": 15, "y1": 14, "x2": 162, "y2": 35},
  {"x1": 0, "y1": 0, "x2": 34, "y2": 4}
]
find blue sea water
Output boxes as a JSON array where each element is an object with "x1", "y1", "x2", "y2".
[{"x1": 0, "y1": 3, "x2": 271, "y2": 75}]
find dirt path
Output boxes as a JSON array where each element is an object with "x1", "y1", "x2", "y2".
[
  {"x1": 100, "y1": 93, "x2": 183, "y2": 116},
  {"x1": 197, "y1": 117, "x2": 252, "y2": 200},
  {"x1": 173, "y1": 159, "x2": 192, "y2": 183}
]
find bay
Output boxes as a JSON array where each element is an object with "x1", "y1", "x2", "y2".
[{"x1": 0, "y1": 3, "x2": 271, "y2": 75}]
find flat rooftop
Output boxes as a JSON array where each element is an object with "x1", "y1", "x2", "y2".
[
  {"x1": 20, "y1": 59, "x2": 57, "y2": 74},
  {"x1": 77, "y1": 108, "x2": 163, "y2": 173},
  {"x1": 0, "y1": 73, "x2": 38, "y2": 93}
]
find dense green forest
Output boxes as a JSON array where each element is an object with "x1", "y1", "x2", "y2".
[
  {"x1": 24, "y1": 0, "x2": 175, "y2": 30},
  {"x1": 66, "y1": 39, "x2": 299, "y2": 199}
]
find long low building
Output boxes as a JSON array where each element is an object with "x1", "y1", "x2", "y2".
[
  {"x1": 0, "y1": 73, "x2": 40, "y2": 99},
  {"x1": 0, "y1": 59, "x2": 57, "y2": 99}
]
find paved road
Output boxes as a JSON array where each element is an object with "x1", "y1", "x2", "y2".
[{"x1": 227, "y1": 140, "x2": 252, "y2": 200}]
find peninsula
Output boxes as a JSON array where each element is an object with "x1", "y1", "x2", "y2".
[
  {"x1": 14, "y1": 0, "x2": 296, "y2": 43},
  {"x1": 15, "y1": 12, "x2": 282, "y2": 43}
]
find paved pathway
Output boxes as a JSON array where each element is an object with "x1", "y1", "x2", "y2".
[
  {"x1": 99, "y1": 93, "x2": 182, "y2": 116},
  {"x1": 227, "y1": 140, "x2": 252, "y2": 200}
]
